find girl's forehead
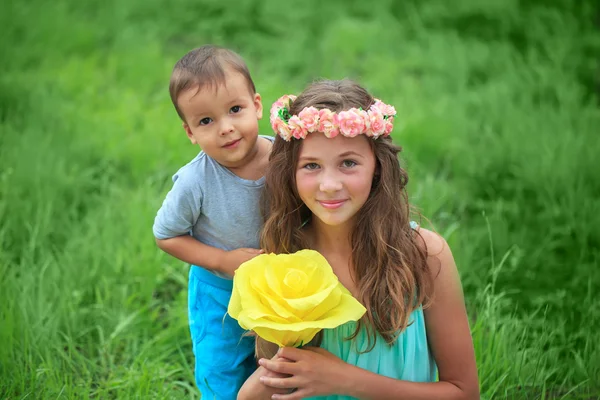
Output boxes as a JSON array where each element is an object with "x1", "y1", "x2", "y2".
[{"x1": 298, "y1": 134, "x2": 373, "y2": 157}]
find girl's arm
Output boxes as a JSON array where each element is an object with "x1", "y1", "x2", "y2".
[{"x1": 259, "y1": 228, "x2": 479, "y2": 400}]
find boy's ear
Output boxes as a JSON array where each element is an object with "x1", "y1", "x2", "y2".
[
  {"x1": 183, "y1": 122, "x2": 197, "y2": 144},
  {"x1": 254, "y1": 93, "x2": 263, "y2": 120}
]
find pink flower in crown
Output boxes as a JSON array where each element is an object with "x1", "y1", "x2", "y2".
[
  {"x1": 367, "y1": 107, "x2": 386, "y2": 137},
  {"x1": 384, "y1": 115, "x2": 395, "y2": 135},
  {"x1": 274, "y1": 95, "x2": 296, "y2": 110},
  {"x1": 270, "y1": 95, "x2": 297, "y2": 123},
  {"x1": 270, "y1": 101, "x2": 284, "y2": 117},
  {"x1": 298, "y1": 107, "x2": 320, "y2": 133},
  {"x1": 270, "y1": 112, "x2": 278, "y2": 126},
  {"x1": 288, "y1": 115, "x2": 307, "y2": 139},
  {"x1": 374, "y1": 100, "x2": 396, "y2": 118},
  {"x1": 317, "y1": 109, "x2": 340, "y2": 138},
  {"x1": 272, "y1": 118, "x2": 292, "y2": 141},
  {"x1": 359, "y1": 110, "x2": 371, "y2": 136},
  {"x1": 338, "y1": 109, "x2": 366, "y2": 137}
]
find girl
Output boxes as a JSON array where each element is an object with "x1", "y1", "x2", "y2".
[{"x1": 238, "y1": 80, "x2": 479, "y2": 399}]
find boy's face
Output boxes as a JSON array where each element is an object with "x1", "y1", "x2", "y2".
[{"x1": 178, "y1": 69, "x2": 263, "y2": 169}]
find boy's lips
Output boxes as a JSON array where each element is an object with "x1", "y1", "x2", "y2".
[
  {"x1": 318, "y1": 199, "x2": 347, "y2": 209},
  {"x1": 223, "y1": 138, "x2": 241, "y2": 149}
]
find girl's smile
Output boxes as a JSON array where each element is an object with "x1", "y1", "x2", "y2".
[{"x1": 318, "y1": 199, "x2": 347, "y2": 209}]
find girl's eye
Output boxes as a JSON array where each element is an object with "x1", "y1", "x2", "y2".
[
  {"x1": 199, "y1": 117, "x2": 212, "y2": 126},
  {"x1": 230, "y1": 105, "x2": 242, "y2": 113},
  {"x1": 303, "y1": 163, "x2": 320, "y2": 170},
  {"x1": 342, "y1": 159, "x2": 357, "y2": 168}
]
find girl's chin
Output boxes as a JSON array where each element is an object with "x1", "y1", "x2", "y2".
[{"x1": 314, "y1": 216, "x2": 356, "y2": 228}]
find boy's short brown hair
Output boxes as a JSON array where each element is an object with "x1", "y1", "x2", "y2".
[{"x1": 169, "y1": 45, "x2": 256, "y2": 121}]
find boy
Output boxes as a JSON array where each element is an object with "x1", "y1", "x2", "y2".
[{"x1": 153, "y1": 45, "x2": 273, "y2": 399}]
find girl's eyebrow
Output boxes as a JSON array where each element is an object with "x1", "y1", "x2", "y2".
[
  {"x1": 299, "y1": 151, "x2": 364, "y2": 162},
  {"x1": 298, "y1": 155, "x2": 319, "y2": 162},
  {"x1": 338, "y1": 151, "x2": 364, "y2": 158}
]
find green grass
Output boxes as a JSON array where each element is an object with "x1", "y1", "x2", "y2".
[{"x1": 1, "y1": 0, "x2": 599, "y2": 398}]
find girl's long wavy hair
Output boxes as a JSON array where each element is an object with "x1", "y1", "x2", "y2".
[{"x1": 261, "y1": 79, "x2": 435, "y2": 350}]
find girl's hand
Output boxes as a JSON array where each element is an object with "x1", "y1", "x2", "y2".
[
  {"x1": 263, "y1": 354, "x2": 293, "y2": 379},
  {"x1": 237, "y1": 354, "x2": 293, "y2": 400},
  {"x1": 258, "y1": 346, "x2": 349, "y2": 399}
]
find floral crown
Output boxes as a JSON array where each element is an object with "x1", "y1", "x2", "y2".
[{"x1": 270, "y1": 94, "x2": 397, "y2": 141}]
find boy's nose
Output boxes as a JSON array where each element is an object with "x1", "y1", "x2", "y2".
[{"x1": 220, "y1": 119, "x2": 235, "y2": 136}]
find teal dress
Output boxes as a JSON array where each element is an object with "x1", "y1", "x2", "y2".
[
  {"x1": 306, "y1": 308, "x2": 437, "y2": 400},
  {"x1": 307, "y1": 222, "x2": 437, "y2": 399}
]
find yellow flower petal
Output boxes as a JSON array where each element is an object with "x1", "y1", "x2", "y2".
[{"x1": 227, "y1": 250, "x2": 366, "y2": 347}]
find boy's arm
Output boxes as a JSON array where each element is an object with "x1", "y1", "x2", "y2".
[
  {"x1": 156, "y1": 235, "x2": 261, "y2": 276},
  {"x1": 153, "y1": 170, "x2": 261, "y2": 275}
]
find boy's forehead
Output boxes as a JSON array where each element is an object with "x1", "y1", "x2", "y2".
[
  {"x1": 177, "y1": 71, "x2": 254, "y2": 116},
  {"x1": 191, "y1": 69, "x2": 252, "y2": 97}
]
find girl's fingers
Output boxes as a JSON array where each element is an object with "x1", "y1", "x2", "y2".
[
  {"x1": 259, "y1": 375, "x2": 298, "y2": 389},
  {"x1": 277, "y1": 346, "x2": 304, "y2": 361},
  {"x1": 259, "y1": 358, "x2": 296, "y2": 375},
  {"x1": 305, "y1": 345, "x2": 338, "y2": 356}
]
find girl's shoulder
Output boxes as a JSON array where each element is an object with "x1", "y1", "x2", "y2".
[
  {"x1": 411, "y1": 223, "x2": 447, "y2": 254},
  {"x1": 411, "y1": 224, "x2": 452, "y2": 279}
]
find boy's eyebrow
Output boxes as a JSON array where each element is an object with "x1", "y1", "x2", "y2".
[{"x1": 226, "y1": 96, "x2": 248, "y2": 106}]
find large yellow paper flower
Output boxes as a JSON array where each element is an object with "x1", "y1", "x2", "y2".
[{"x1": 227, "y1": 250, "x2": 366, "y2": 347}]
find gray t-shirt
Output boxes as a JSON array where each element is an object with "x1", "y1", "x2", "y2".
[{"x1": 153, "y1": 136, "x2": 273, "y2": 278}]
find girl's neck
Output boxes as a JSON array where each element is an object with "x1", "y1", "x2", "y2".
[
  {"x1": 310, "y1": 218, "x2": 354, "y2": 256},
  {"x1": 308, "y1": 217, "x2": 358, "y2": 296}
]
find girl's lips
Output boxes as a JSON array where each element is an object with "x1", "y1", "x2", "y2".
[
  {"x1": 318, "y1": 200, "x2": 346, "y2": 209},
  {"x1": 223, "y1": 139, "x2": 241, "y2": 149}
]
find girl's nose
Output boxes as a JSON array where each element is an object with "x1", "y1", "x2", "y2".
[{"x1": 319, "y1": 171, "x2": 343, "y2": 193}]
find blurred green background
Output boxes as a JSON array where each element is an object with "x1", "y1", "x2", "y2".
[{"x1": 1, "y1": 0, "x2": 599, "y2": 398}]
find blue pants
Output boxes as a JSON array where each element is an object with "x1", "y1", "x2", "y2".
[{"x1": 188, "y1": 266, "x2": 256, "y2": 399}]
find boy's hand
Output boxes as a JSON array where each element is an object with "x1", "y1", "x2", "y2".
[{"x1": 219, "y1": 248, "x2": 264, "y2": 276}]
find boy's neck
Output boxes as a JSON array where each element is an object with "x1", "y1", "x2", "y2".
[{"x1": 226, "y1": 137, "x2": 271, "y2": 180}]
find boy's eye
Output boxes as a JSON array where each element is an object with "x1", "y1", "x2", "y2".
[
  {"x1": 341, "y1": 159, "x2": 357, "y2": 168},
  {"x1": 199, "y1": 117, "x2": 212, "y2": 126},
  {"x1": 303, "y1": 162, "x2": 320, "y2": 170},
  {"x1": 230, "y1": 105, "x2": 242, "y2": 113}
]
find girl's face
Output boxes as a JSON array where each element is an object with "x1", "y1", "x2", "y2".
[{"x1": 295, "y1": 133, "x2": 376, "y2": 229}]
